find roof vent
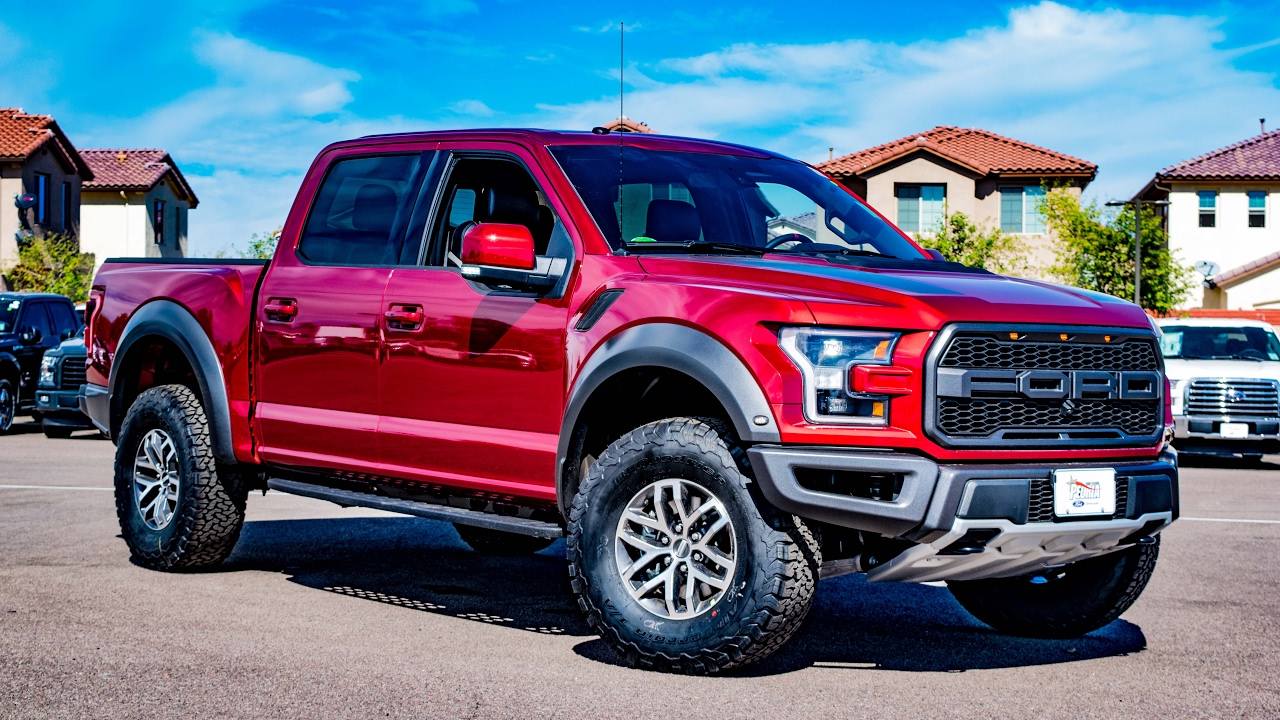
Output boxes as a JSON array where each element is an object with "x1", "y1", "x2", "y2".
[
  {"x1": 915, "y1": 136, "x2": 927, "y2": 146},
  {"x1": 116, "y1": 152, "x2": 127, "y2": 164}
]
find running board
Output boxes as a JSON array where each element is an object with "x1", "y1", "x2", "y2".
[{"x1": 266, "y1": 478, "x2": 564, "y2": 539}]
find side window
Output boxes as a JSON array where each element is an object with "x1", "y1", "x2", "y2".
[
  {"x1": 299, "y1": 154, "x2": 423, "y2": 266},
  {"x1": 49, "y1": 302, "x2": 78, "y2": 339},
  {"x1": 426, "y1": 156, "x2": 568, "y2": 267},
  {"x1": 21, "y1": 301, "x2": 53, "y2": 340}
]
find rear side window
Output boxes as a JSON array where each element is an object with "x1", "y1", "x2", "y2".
[
  {"x1": 298, "y1": 154, "x2": 423, "y2": 266},
  {"x1": 48, "y1": 302, "x2": 78, "y2": 339}
]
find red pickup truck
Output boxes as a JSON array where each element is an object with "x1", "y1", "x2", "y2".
[{"x1": 83, "y1": 129, "x2": 1178, "y2": 674}]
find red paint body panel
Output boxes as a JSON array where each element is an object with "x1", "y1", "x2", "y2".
[
  {"x1": 461, "y1": 223, "x2": 537, "y2": 270},
  {"x1": 89, "y1": 129, "x2": 1165, "y2": 507}
]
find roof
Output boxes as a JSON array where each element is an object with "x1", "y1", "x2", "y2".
[
  {"x1": 80, "y1": 149, "x2": 199, "y2": 207},
  {"x1": 818, "y1": 126, "x2": 1097, "y2": 180},
  {"x1": 0, "y1": 108, "x2": 93, "y2": 179},
  {"x1": 768, "y1": 211, "x2": 817, "y2": 232},
  {"x1": 352, "y1": 128, "x2": 784, "y2": 159},
  {"x1": 1207, "y1": 249, "x2": 1280, "y2": 290},
  {"x1": 1155, "y1": 129, "x2": 1280, "y2": 181}
]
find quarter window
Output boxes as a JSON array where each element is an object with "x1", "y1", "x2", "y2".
[
  {"x1": 896, "y1": 184, "x2": 944, "y2": 233},
  {"x1": 1248, "y1": 191, "x2": 1266, "y2": 228},
  {"x1": 1198, "y1": 191, "x2": 1217, "y2": 228},
  {"x1": 298, "y1": 154, "x2": 423, "y2": 266}
]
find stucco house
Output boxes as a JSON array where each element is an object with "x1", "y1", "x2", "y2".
[
  {"x1": 79, "y1": 149, "x2": 198, "y2": 270},
  {"x1": 818, "y1": 127, "x2": 1097, "y2": 271},
  {"x1": 1134, "y1": 129, "x2": 1280, "y2": 310},
  {"x1": 0, "y1": 108, "x2": 94, "y2": 283}
]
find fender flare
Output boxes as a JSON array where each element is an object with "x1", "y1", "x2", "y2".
[
  {"x1": 109, "y1": 300, "x2": 237, "y2": 463},
  {"x1": 556, "y1": 323, "x2": 781, "y2": 509}
]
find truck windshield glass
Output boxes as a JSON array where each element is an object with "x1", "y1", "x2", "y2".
[
  {"x1": 1160, "y1": 325, "x2": 1280, "y2": 361},
  {"x1": 549, "y1": 145, "x2": 923, "y2": 259},
  {"x1": 0, "y1": 298, "x2": 19, "y2": 333}
]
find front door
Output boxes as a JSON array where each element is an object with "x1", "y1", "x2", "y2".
[
  {"x1": 254, "y1": 149, "x2": 433, "y2": 471},
  {"x1": 377, "y1": 144, "x2": 577, "y2": 502},
  {"x1": 14, "y1": 300, "x2": 58, "y2": 404}
]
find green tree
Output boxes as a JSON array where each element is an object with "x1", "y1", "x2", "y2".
[
  {"x1": 917, "y1": 209, "x2": 1028, "y2": 275},
  {"x1": 3, "y1": 233, "x2": 96, "y2": 302},
  {"x1": 213, "y1": 228, "x2": 282, "y2": 260},
  {"x1": 1040, "y1": 189, "x2": 1194, "y2": 313}
]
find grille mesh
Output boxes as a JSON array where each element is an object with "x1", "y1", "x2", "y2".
[
  {"x1": 1027, "y1": 477, "x2": 1130, "y2": 523},
  {"x1": 59, "y1": 358, "x2": 86, "y2": 390},
  {"x1": 940, "y1": 336, "x2": 1158, "y2": 371},
  {"x1": 1186, "y1": 379, "x2": 1280, "y2": 418},
  {"x1": 937, "y1": 398, "x2": 1160, "y2": 437}
]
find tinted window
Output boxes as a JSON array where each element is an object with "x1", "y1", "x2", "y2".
[
  {"x1": 20, "y1": 301, "x2": 53, "y2": 339},
  {"x1": 0, "y1": 298, "x2": 19, "y2": 333},
  {"x1": 299, "y1": 154, "x2": 423, "y2": 265},
  {"x1": 48, "y1": 302, "x2": 78, "y2": 339}
]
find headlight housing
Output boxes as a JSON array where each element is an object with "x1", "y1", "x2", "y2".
[
  {"x1": 39, "y1": 355, "x2": 58, "y2": 388},
  {"x1": 779, "y1": 327, "x2": 899, "y2": 425}
]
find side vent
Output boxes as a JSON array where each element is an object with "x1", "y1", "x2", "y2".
[{"x1": 574, "y1": 289, "x2": 625, "y2": 332}]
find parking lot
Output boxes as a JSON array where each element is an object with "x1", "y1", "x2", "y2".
[{"x1": 1, "y1": 420, "x2": 1277, "y2": 719}]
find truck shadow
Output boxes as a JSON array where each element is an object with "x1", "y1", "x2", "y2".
[{"x1": 225, "y1": 516, "x2": 1146, "y2": 675}]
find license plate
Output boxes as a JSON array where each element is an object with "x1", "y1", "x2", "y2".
[
  {"x1": 1220, "y1": 423, "x2": 1249, "y2": 439},
  {"x1": 1053, "y1": 468, "x2": 1116, "y2": 517}
]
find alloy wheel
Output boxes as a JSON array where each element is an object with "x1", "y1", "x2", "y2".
[{"x1": 133, "y1": 429, "x2": 181, "y2": 531}]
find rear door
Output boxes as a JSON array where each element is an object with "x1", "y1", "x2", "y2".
[
  {"x1": 253, "y1": 147, "x2": 435, "y2": 471},
  {"x1": 376, "y1": 142, "x2": 578, "y2": 501}
]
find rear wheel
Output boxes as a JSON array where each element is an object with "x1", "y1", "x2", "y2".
[
  {"x1": 0, "y1": 379, "x2": 15, "y2": 434},
  {"x1": 453, "y1": 524, "x2": 555, "y2": 555},
  {"x1": 568, "y1": 417, "x2": 819, "y2": 674},
  {"x1": 114, "y1": 384, "x2": 246, "y2": 571},
  {"x1": 948, "y1": 538, "x2": 1160, "y2": 638}
]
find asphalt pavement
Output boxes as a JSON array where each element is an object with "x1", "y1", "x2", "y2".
[{"x1": 2, "y1": 418, "x2": 1277, "y2": 719}]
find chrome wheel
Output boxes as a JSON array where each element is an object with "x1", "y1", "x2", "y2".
[
  {"x1": 614, "y1": 478, "x2": 736, "y2": 620},
  {"x1": 133, "y1": 429, "x2": 180, "y2": 531},
  {"x1": 0, "y1": 382, "x2": 13, "y2": 432}
]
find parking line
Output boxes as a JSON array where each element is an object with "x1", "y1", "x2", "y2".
[
  {"x1": 1181, "y1": 516, "x2": 1280, "y2": 525},
  {"x1": 0, "y1": 485, "x2": 112, "y2": 491}
]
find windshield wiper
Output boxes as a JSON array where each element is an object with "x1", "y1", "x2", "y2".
[
  {"x1": 770, "y1": 246, "x2": 885, "y2": 258},
  {"x1": 624, "y1": 241, "x2": 765, "y2": 256}
]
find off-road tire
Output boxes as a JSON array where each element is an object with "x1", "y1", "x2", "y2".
[
  {"x1": 42, "y1": 423, "x2": 75, "y2": 439},
  {"x1": 454, "y1": 524, "x2": 556, "y2": 555},
  {"x1": 0, "y1": 378, "x2": 16, "y2": 434},
  {"x1": 568, "y1": 417, "x2": 819, "y2": 674},
  {"x1": 114, "y1": 384, "x2": 247, "y2": 571},
  {"x1": 948, "y1": 537, "x2": 1160, "y2": 638}
]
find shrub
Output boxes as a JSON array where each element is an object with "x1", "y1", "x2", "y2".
[{"x1": 4, "y1": 233, "x2": 95, "y2": 302}]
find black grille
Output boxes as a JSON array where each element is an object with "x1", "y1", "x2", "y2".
[
  {"x1": 937, "y1": 398, "x2": 1160, "y2": 437},
  {"x1": 1027, "y1": 476, "x2": 1130, "y2": 523},
  {"x1": 941, "y1": 336, "x2": 1158, "y2": 371},
  {"x1": 1187, "y1": 379, "x2": 1279, "y2": 418},
  {"x1": 59, "y1": 358, "x2": 86, "y2": 390}
]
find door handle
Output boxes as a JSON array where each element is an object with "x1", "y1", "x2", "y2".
[
  {"x1": 264, "y1": 298, "x2": 298, "y2": 322},
  {"x1": 384, "y1": 305, "x2": 424, "y2": 331}
]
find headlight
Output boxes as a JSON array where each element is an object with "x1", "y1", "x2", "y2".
[
  {"x1": 39, "y1": 356, "x2": 57, "y2": 387},
  {"x1": 779, "y1": 327, "x2": 899, "y2": 425}
]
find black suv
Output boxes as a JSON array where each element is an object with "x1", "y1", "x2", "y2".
[{"x1": 0, "y1": 293, "x2": 82, "y2": 433}]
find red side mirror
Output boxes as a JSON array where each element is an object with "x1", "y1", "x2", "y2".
[{"x1": 461, "y1": 223, "x2": 536, "y2": 270}]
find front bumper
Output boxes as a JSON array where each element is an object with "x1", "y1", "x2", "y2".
[
  {"x1": 747, "y1": 445, "x2": 1177, "y2": 583},
  {"x1": 1173, "y1": 415, "x2": 1280, "y2": 454},
  {"x1": 35, "y1": 388, "x2": 95, "y2": 427}
]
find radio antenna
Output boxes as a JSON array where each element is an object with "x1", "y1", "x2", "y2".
[{"x1": 618, "y1": 21, "x2": 625, "y2": 244}]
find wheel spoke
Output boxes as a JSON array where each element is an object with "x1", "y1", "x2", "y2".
[
  {"x1": 682, "y1": 567, "x2": 697, "y2": 613},
  {"x1": 633, "y1": 566, "x2": 672, "y2": 598},
  {"x1": 699, "y1": 545, "x2": 734, "y2": 570},
  {"x1": 663, "y1": 566, "x2": 678, "y2": 616},
  {"x1": 696, "y1": 515, "x2": 730, "y2": 546},
  {"x1": 692, "y1": 565, "x2": 730, "y2": 590},
  {"x1": 685, "y1": 495, "x2": 717, "y2": 526},
  {"x1": 618, "y1": 529, "x2": 666, "y2": 555},
  {"x1": 622, "y1": 509, "x2": 665, "y2": 535}
]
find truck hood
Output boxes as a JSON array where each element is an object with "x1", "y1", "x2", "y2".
[
  {"x1": 1165, "y1": 358, "x2": 1280, "y2": 384},
  {"x1": 636, "y1": 255, "x2": 1151, "y2": 330}
]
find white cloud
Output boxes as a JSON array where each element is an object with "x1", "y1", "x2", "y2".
[
  {"x1": 447, "y1": 99, "x2": 495, "y2": 117},
  {"x1": 538, "y1": 2, "x2": 1280, "y2": 202}
]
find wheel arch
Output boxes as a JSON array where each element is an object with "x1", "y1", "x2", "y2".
[
  {"x1": 556, "y1": 323, "x2": 780, "y2": 518},
  {"x1": 0, "y1": 352, "x2": 18, "y2": 384},
  {"x1": 109, "y1": 300, "x2": 236, "y2": 463}
]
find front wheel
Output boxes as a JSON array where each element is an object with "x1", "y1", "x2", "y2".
[
  {"x1": 0, "y1": 379, "x2": 16, "y2": 434},
  {"x1": 948, "y1": 538, "x2": 1160, "y2": 638},
  {"x1": 114, "y1": 384, "x2": 246, "y2": 571},
  {"x1": 568, "y1": 418, "x2": 819, "y2": 674}
]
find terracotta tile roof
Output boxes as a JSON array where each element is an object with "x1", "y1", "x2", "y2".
[
  {"x1": 819, "y1": 126, "x2": 1096, "y2": 179},
  {"x1": 1156, "y1": 129, "x2": 1280, "y2": 181},
  {"x1": 0, "y1": 108, "x2": 93, "y2": 179},
  {"x1": 599, "y1": 117, "x2": 654, "y2": 133},
  {"x1": 1208, "y1": 249, "x2": 1280, "y2": 290},
  {"x1": 81, "y1": 149, "x2": 198, "y2": 207}
]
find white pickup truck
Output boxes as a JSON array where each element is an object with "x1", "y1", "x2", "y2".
[{"x1": 1158, "y1": 318, "x2": 1280, "y2": 461}]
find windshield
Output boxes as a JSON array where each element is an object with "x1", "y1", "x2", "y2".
[
  {"x1": 549, "y1": 145, "x2": 924, "y2": 259},
  {"x1": 0, "y1": 298, "x2": 19, "y2": 333},
  {"x1": 1160, "y1": 325, "x2": 1280, "y2": 361}
]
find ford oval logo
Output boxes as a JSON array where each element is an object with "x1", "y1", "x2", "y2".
[
  {"x1": 1073, "y1": 500, "x2": 1086, "y2": 507},
  {"x1": 1225, "y1": 388, "x2": 1246, "y2": 402}
]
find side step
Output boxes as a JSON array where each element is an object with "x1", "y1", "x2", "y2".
[{"x1": 267, "y1": 478, "x2": 564, "y2": 540}]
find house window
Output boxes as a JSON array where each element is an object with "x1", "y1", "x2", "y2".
[
  {"x1": 153, "y1": 199, "x2": 166, "y2": 244},
  {"x1": 1248, "y1": 191, "x2": 1267, "y2": 228},
  {"x1": 61, "y1": 182, "x2": 71, "y2": 231},
  {"x1": 1198, "y1": 191, "x2": 1217, "y2": 227},
  {"x1": 999, "y1": 186, "x2": 1047, "y2": 234},
  {"x1": 35, "y1": 173, "x2": 49, "y2": 224},
  {"x1": 896, "y1": 184, "x2": 944, "y2": 233}
]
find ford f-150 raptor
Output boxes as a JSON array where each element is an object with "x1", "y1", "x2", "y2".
[{"x1": 83, "y1": 129, "x2": 1178, "y2": 674}]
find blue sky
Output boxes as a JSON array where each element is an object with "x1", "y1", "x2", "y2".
[{"x1": 3, "y1": 1, "x2": 1279, "y2": 256}]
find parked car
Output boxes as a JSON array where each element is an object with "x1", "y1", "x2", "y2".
[
  {"x1": 1158, "y1": 318, "x2": 1280, "y2": 461},
  {"x1": 36, "y1": 329, "x2": 94, "y2": 438},
  {"x1": 0, "y1": 292, "x2": 82, "y2": 433},
  {"x1": 84, "y1": 129, "x2": 1178, "y2": 674}
]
